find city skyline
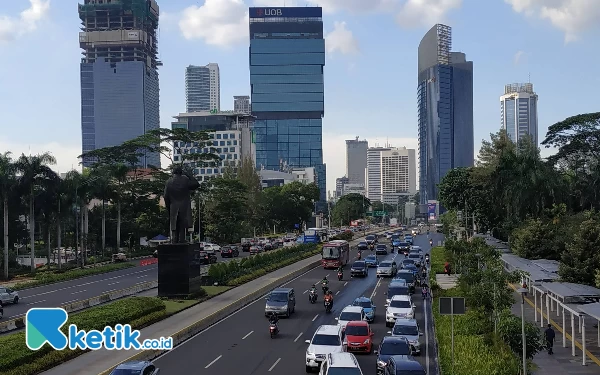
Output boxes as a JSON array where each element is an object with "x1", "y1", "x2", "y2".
[{"x1": 1, "y1": 1, "x2": 599, "y2": 194}]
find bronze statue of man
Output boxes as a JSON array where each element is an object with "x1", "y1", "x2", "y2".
[{"x1": 163, "y1": 165, "x2": 200, "y2": 243}]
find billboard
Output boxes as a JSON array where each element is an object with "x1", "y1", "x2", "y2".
[
  {"x1": 249, "y1": 7, "x2": 322, "y2": 18},
  {"x1": 428, "y1": 203, "x2": 437, "y2": 221}
]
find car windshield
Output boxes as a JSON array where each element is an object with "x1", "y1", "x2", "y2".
[
  {"x1": 380, "y1": 341, "x2": 410, "y2": 355},
  {"x1": 380, "y1": 262, "x2": 391, "y2": 267},
  {"x1": 312, "y1": 334, "x2": 341, "y2": 346},
  {"x1": 366, "y1": 236, "x2": 375, "y2": 240},
  {"x1": 390, "y1": 300, "x2": 411, "y2": 308},
  {"x1": 353, "y1": 300, "x2": 372, "y2": 308},
  {"x1": 268, "y1": 293, "x2": 288, "y2": 303},
  {"x1": 344, "y1": 325, "x2": 369, "y2": 336},
  {"x1": 399, "y1": 242, "x2": 409, "y2": 246},
  {"x1": 358, "y1": 242, "x2": 367, "y2": 246},
  {"x1": 366, "y1": 255, "x2": 376, "y2": 261},
  {"x1": 403, "y1": 259, "x2": 415, "y2": 265},
  {"x1": 393, "y1": 324, "x2": 419, "y2": 336},
  {"x1": 388, "y1": 287, "x2": 409, "y2": 297},
  {"x1": 376, "y1": 244, "x2": 385, "y2": 248},
  {"x1": 353, "y1": 262, "x2": 365, "y2": 268},
  {"x1": 326, "y1": 369, "x2": 362, "y2": 375},
  {"x1": 396, "y1": 273, "x2": 414, "y2": 283},
  {"x1": 109, "y1": 370, "x2": 142, "y2": 375},
  {"x1": 339, "y1": 312, "x2": 362, "y2": 321},
  {"x1": 323, "y1": 246, "x2": 340, "y2": 259}
]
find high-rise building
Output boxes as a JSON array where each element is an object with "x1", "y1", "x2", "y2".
[
  {"x1": 417, "y1": 24, "x2": 474, "y2": 205},
  {"x1": 78, "y1": 0, "x2": 161, "y2": 168},
  {"x1": 185, "y1": 63, "x2": 220, "y2": 112},
  {"x1": 335, "y1": 176, "x2": 349, "y2": 198},
  {"x1": 234, "y1": 95, "x2": 251, "y2": 114},
  {"x1": 248, "y1": 7, "x2": 326, "y2": 208},
  {"x1": 366, "y1": 147, "x2": 416, "y2": 204},
  {"x1": 500, "y1": 83, "x2": 538, "y2": 145},
  {"x1": 346, "y1": 137, "x2": 368, "y2": 186}
]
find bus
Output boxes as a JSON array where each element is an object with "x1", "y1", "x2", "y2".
[
  {"x1": 303, "y1": 228, "x2": 329, "y2": 244},
  {"x1": 321, "y1": 240, "x2": 350, "y2": 269}
]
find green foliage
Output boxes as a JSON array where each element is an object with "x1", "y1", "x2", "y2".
[
  {"x1": 510, "y1": 217, "x2": 565, "y2": 260},
  {"x1": 559, "y1": 211, "x2": 600, "y2": 285},
  {"x1": 204, "y1": 177, "x2": 250, "y2": 244},
  {"x1": 11, "y1": 263, "x2": 134, "y2": 290},
  {"x1": 496, "y1": 309, "x2": 544, "y2": 360},
  {"x1": 331, "y1": 194, "x2": 370, "y2": 226},
  {"x1": 330, "y1": 231, "x2": 353, "y2": 241},
  {"x1": 0, "y1": 297, "x2": 166, "y2": 375},
  {"x1": 440, "y1": 210, "x2": 459, "y2": 236}
]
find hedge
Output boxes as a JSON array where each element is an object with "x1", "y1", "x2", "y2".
[
  {"x1": 0, "y1": 297, "x2": 166, "y2": 375},
  {"x1": 207, "y1": 243, "x2": 320, "y2": 286},
  {"x1": 330, "y1": 231, "x2": 353, "y2": 241},
  {"x1": 11, "y1": 263, "x2": 134, "y2": 290}
]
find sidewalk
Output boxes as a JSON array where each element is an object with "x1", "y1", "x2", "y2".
[{"x1": 510, "y1": 288, "x2": 600, "y2": 374}]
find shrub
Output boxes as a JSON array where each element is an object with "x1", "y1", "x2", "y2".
[
  {"x1": 330, "y1": 232, "x2": 353, "y2": 241},
  {"x1": 0, "y1": 297, "x2": 166, "y2": 375}
]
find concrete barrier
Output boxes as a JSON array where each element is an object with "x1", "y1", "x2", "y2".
[{"x1": 0, "y1": 280, "x2": 158, "y2": 334}]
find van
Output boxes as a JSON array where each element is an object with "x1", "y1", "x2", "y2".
[{"x1": 264, "y1": 288, "x2": 296, "y2": 317}]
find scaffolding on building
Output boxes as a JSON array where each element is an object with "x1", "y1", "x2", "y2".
[{"x1": 436, "y1": 24, "x2": 451, "y2": 65}]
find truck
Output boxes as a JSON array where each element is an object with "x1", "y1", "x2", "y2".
[{"x1": 389, "y1": 218, "x2": 398, "y2": 227}]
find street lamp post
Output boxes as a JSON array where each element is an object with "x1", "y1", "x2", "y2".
[{"x1": 518, "y1": 287, "x2": 528, "y2": 375}]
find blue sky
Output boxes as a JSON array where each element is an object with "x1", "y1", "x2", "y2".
[{"x1": 1, "y1": 0, "x2": 599, "y2": 194}]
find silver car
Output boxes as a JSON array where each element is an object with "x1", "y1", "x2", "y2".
[
  {"x1": 264, "y1": 287, "x2": 296, "y2": 317},
  {"x1": 0, "y1": 287, "x2": 19, "y2": 305},
  {"x1": 377, "y1": 261, "x2": 397, "y2": 278},
  {"x1": 388, "y1": 318, "x2": 423, "y2": 355}
]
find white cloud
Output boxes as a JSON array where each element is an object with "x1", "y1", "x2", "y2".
[
  {"x1": 0, "y1": 137, "x2": 82, "y2": 174},
  {"x1": 513, "y1": 50, "x2": 525, "y2": 65},
  {"x1": 325, "y1": 21, "x2": 359, "y2": 55},
  {"x1": 323, "y1": 133, "x2": 418, "y2": 194},
  {"x1": 505, "y1": 0, "x2": 600, "y2": 42},
  {"x1": 253, "y1": 0, "x2": 300, "y2": 6},
  {"x1": 305, "y1": 0, "x2": 397, "y2": 13},
  {"x1": 179, "y1": 0, "x2": 248, "y2": 47},
  {"x1": 396, "y1": 0, "x2": 462, "y2": 28},
  {"x1": 0, "y1": 0, "x2": 50, "y2": 44}
]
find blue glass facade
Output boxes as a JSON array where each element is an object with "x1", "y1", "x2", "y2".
[{"x1": 249, "y1": 7, "x2": 326, "y2": 207}]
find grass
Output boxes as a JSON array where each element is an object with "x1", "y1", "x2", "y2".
[{"x1": 162, "y1": 286, "x2": 232, "y2": 314}]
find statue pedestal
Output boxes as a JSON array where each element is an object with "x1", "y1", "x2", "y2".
[{"x1": 157, "y1": 243, "x2": 203, "y2": 298}]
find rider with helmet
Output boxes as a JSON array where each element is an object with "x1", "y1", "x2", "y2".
[
  {"x1": 268, "y1": 311, "x2": 279, "y2": 325},
  {"x1": 324, "y1": 290, "x2": 334, "y2": 308}
]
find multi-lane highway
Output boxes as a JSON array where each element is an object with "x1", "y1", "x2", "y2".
[{"x1": 153, "y1": 230, "x2": 443, "y2": 375}]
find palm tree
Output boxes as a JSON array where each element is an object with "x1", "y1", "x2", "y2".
[
  {"x1": 108, "y1": 163, "x2": 129, "y2": 251},
  {"x1": 15, "y1": 153, "x2": 57, "y2": 272},
  {"x1": 0, "y1": 152, "x2": 17, "y2": 279},
  {"x1": 35, "y1": 172, "x2": 61, "y2": 267},
  {"x1": 89, "y1": 165, "x2": 113, "y2": 255}
]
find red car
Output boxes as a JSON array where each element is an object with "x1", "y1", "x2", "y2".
[{"x1": 344, "y1": 321, "x2": 374, "y2": 353}]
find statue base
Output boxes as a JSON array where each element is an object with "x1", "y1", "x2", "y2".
[{"x1": 157, "y1": 243, "x2": 203, "y2": 298}]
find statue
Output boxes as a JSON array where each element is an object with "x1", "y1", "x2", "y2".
[{"x1": 163, "y1": 165, "x2": 200, "y2": 243}]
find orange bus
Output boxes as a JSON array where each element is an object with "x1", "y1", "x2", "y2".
[{"x1": 321, "y1": 240, "x2": 350, "y2": 269}]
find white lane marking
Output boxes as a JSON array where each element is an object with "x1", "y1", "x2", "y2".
[
  {"x1": 424, "y1": 297, "x2": 430, "y2": 375},
  {"x1": 107, "y1": 282, "x2": 120, "y2": 286},
  {"x1": 28, "y1": 299, "x2": 46, "y2": 305},
  {"x1": 303, "y1": 290, "x2": 308, "y2": 294},
  {"x1": 326, "y1": 274, "x2": 330, "y2": 278},
  {"x1": 370, "y1": 277, "x2": 382, "y2": 300},
  {"x1": 63, "y1": 299, "x2": 79, "y2": 304},
  {"x1": 343, "y1": 281, "x2": 348, "y2": 286},
  {"x1": 294, "y1": 332, "x2": 303, "y2": 342},
  {"x1": 335, "y1": 291, "x2": 340, "y2": 295},
  {"x1": 268, "y1": 358, "x2": 281, "y2": 372},
  {"x1": 205, "y1": 355, "x2": 222, "y2": 368},
  {"x1": 242, "y1": 331, "x2": 253, "y2": 340},
  {"x1": 71, "y1": 290, "x2": 86, "y2": 295},
  {"x1": 312, "y1": 314, "x2": 319, "y2": 322}
]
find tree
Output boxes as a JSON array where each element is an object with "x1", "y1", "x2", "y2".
[
  {"x1": 439, "y1": 210, "x2": 458, "y2": 236},
  {"x1": 438, "y1": 167, "x2": 473, "y2": 211},
  {"x1": 496, "y1": 309, "x2": 544, "y2": 363},
  {"x1": 0, "y1": 152, "x2": 16, "y2": 278},
  {"x1": 510, "y1": 217, "x2": 565, "y2": 260},
  {"x1": 204, "y1": 177, "x2": 249, "y2": 243},
  {"x1": 331, "y1": 194, "x2": 370, "y2": 226},
  {"x1": 559, "y1": 211, "x2": 600, "y2": 285}
]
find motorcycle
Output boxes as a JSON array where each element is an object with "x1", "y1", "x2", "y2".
[
  {"x1": 324, "y1": 299, "x2": 332, "y2": 313},
  {"x1": 269, "y1": 322, "x2": 279, "y2": 338},
  {"x1": 322, "y1": 282, "x2": 329, "y2": 294},
  {"x1": 337, "y1": 271, "x2": 343, "y2": 281},
  {"x1": 403, "y1": 250, "x2": 409, "y2": 257},
  {"x1": 309, "y1": 290, "x2": 318, "y2": 304},
  {"x1": 357, "y1": 251, "x2": 362, "y2": 260},
  {"x1": 369, "y1": 244, "x2": 374, "y2": 251}
]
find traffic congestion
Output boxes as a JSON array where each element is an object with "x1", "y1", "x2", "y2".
[{"x1": 152, "y1": 225, "x2": 443, "y2": 375}]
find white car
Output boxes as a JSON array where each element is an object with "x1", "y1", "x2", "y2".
[
  {"x1": 318, "y1": 352, "x2": 363, "y2": 375},
  {"x1": 335, "y1": 306, "x2": 366, "y2": 333},
  {"x1": 305, "y1": 325, "x2": 345, "y2": 372},
  {"x1": 201, "y1": 243, "x2": 221, "y2": 254},
  {"x1": 385, "y1": 295, "x2": 415, "y2": 327},
  {"x1": 0, "y1": 287, "x2": 19, "y2": 305},
  {"x1": 410, "y1": 246, "x2": 422, "y2": 252}
]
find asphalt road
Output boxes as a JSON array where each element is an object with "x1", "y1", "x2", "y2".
[
  {"x1": 153, "y1": 230, "x2": 443, "y2": 375},
  {"x1": 0, "y1": 252, "x2": 252, "y2": 321}
]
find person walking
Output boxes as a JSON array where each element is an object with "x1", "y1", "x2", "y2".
[{"x1": 544, "y1": 324, "x2": 556, "y2": 354}]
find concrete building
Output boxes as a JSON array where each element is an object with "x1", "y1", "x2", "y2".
[
  {"x1": 171, "y1": 111, "x2": 254, "y2": 182},
  {"x1": 259, "y1": 167, "x2": 316, "y2": 188},
  {"x1": 404, "y1": 202, "x2": 416, "y2": 220},
  {"x1": 78, "y1": 0, "x2": 161, "y2": 168},
  {"x1": 500, "y1": 83, "x2": 538, "y2": 145},
  {"x1": 335, "y1": 176, "x2": 349, "y2": 198},
  {"x1": 346, "y1": 137, "x2": 368, "y2": 186},
  {"x1": 417, "y1": 24, "x2": 474, "y2": 205},
  {"x1": 233, "y1": 95, "x2": 251, "y2": 114},
  {"x1": 342, "y1": 183, "x2": 365, "y2": 197},
  {"x1": 185, "y1": 63, "x2": 220, "y2": 112},
  {"x1": 366, "y1": 147, "x2": 416, "y2": 205},
  {"x1": 249, "y1": 7, "x2": 326, "y2": 208}
]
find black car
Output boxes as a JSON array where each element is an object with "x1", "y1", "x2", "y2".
[
  {"x1": 351, "y1": 261, "x2": 369, "y2": 277},
  {"x1": 197, "y1": 250, "x2": 217, "y2": 265},
  {"x1": 375, "y1": 336, "x2": 415, "y2": 374},
  {"x1": 0, "y1": 305, "x2": 3, "y2": 319},
  {"x1": 384, "y1": 355, "x2": 425, "y2": 375},
  {"x1": 398, "y1": 242, "x2": 410, "y2": 252},
  {"x1": 365, "y1": 235, "x2": 377, "y2": 245},
  {"x1": 375, "y1": 244, "x2": 388, "y2": 255},
  {"x1": 241, "y1": 242, "x2": 251, "y2": 252},
  {"x1": 357, "y1": 241, "x2": 369, "y2": 251},
  {"x1": 220, "y1": 245, "x2": 240, "y2": 258}
]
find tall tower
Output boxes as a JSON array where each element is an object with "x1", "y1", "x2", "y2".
[
  {"x1": 78, "y1": 0, "x2": 161, "y2": 168},
  {"x1": 249, "y1": 7, "x2": 327, "y2": 208},
  {"x1": 185, "y1": 63, "x2": 220, "y2": 112},
  {"x1": 417, "y1": 24, "x2": 473, "y2": 205},
  {"x1": 345, "y1": 137, "x2": 368, "y2": 187},
  {"x1": 500, "y1": 83, "x2": 538, "y2": 145},
  {"x1": 233, "y1": 95, "x2": 251, "y2": 113}
]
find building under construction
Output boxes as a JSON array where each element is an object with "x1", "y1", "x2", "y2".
[{"x1": 78, "y1": 0, "x2": 161, "y2": 168}]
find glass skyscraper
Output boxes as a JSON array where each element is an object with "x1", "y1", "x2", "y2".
[
  {"x1": 185, "y1": 63, "x2": 220, "y2": 112},
  {"x1": 417, "y1": 24, "x2": 474, "y2": 205},
  {"x1": 248, "y1": 7, "x2": 326, "y2": 207},
  {"x1": 500, "y1": 83, "x2": 538, "y2": 145},
  {"x1": 78, "y1": 0, "x2": 161, "y2": 168}
]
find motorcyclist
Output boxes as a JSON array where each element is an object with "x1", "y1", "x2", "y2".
[
  {"x1": 321, "y1": 275, "x2": 329, "y2": 286},
  {"x1": 429, "y1": 238, "x2": 433, "y2": 246},
  {"x1": 357, "y1": 250, "x2": 362, "y2": 260},
  {"x1": 268, "y1": 312, "x2": 279, "y2": 326},
  {"x1": 310, "y1": 284, "x2": 317, "y2": 293},
  {"x1": 324, "y1": 290, "x2": 334, "y2": 308},
  {"x1": 422, "y1": 283, "x2": 429, "y2": 298}
]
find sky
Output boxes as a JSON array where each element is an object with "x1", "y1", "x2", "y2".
[{"x1": 1, "y1": 0, "x2": 599, "y2": 195}]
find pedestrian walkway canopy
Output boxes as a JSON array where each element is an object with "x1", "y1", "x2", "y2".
[
  {"x1": 579, "y1": 303, "x2": 600, "y2": 321},
  {"x1": 541, "y1": 282, "x2": 600, "y2": 304},
  {"x1": 501, "y1": 253, "x2": 559, "y2": 284}
]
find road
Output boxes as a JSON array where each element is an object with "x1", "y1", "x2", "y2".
[
  {"x1": 0, "y1": 252, "x2": 251, "y2": 321},
  {"x1": 153, "y1": 230, "x2": 443, "y2": 375}
]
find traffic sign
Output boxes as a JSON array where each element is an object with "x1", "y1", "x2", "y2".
[{"x1": 374, "y1": 211, "x2": 387, "y2": 217}]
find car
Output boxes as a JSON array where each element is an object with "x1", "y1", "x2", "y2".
[
  {"x1": 0, "y1": 305, "x2": 3, "y2": 319},
  {"x1": 365, "y1": 255, "x2": 378, "y2": 267},
  {"x1": 404, "y1": 235, "x2": 413, "y2": 245},
  {"x1": 352, "y1": 296, "x2": 376, "y2": 322},
  {"x1": 386, "y1": 232, "x2": 393, "y2": 239},
  {"x1": 305, "y1": 325, "x2": 345, "y2": 372},
  {"x1": 385, "y1": 295, "x2": 415, "y2": 327},
  {"x1": 108, "y1": 361, "x2": 159, "y2": 375},
  {"x1": 377, "y1": 261, "x2": 397, "y2": 278},
  {"x1": 407, "y1": 253, "x2": 422, "y2": 267},
  {"x1": 375, "y1": 336, "x2": 415, "y2": 374},
  {"x1": 365, "y1": 234, "x2": 377, "y2": 244},
  {"x1": 265, "y1": 287, "x2": 296, "y2": 317},
  {"x1": 357, "y1": 241, "x2": 368, "y2": 251},
  {"x1": 249, "y1": 245, "x2": 262, "y2": 255},
  {"x1": 409, "y1": 246, "x2": 422, "y2": 253},
  {"x1": 401, "y1": 258, "x2": 416, "y2": 269},
  {"x1": 343, "y1": 321, "x2": 374, "y2": 353},
  {"x1": 384, "y1": 355, "x2": 425, "y2": 375},
  {"x1": 388, "y1": 318, "x2": 422, "y2": 355},
  {"x1": 385, "y1": 283, "x2": 411, "y2": 305},
  {"x1": 201, "y1": 243, "x2": 221, "y2": 254},
  {"x1": 403, "y1": 264, "x2": 419, "y2": 279},
  {"x1": 0, "y1": 287, "x2": 19, "y2": 305},
  {"x1": 391, "y1": 236, "x2": 401, "y2": 247},
  {"x1": 220, "y1": 245, "x2": 240, "y2": 258},
  {"x1": 394, "y1": 270, "x2": 416, "y2": 293},
  {"x1": 375, "y1": 244, "x2": 388, "y2": 255},
  {"x1": 397, "y1": 242, "x2": 410, "y2": 252},
  {"x1": 335, "y1": 305, "x2": 366, "y2": 332},
  {"x1": 196, "y1": 250, "x2": 217, "y2": 265},
  {"x1": 320, "y1": 353, "x2": 364, "y2": 375},
  {"x1": 350, "y1": 261, "x2": 368, "y2": 277}
]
